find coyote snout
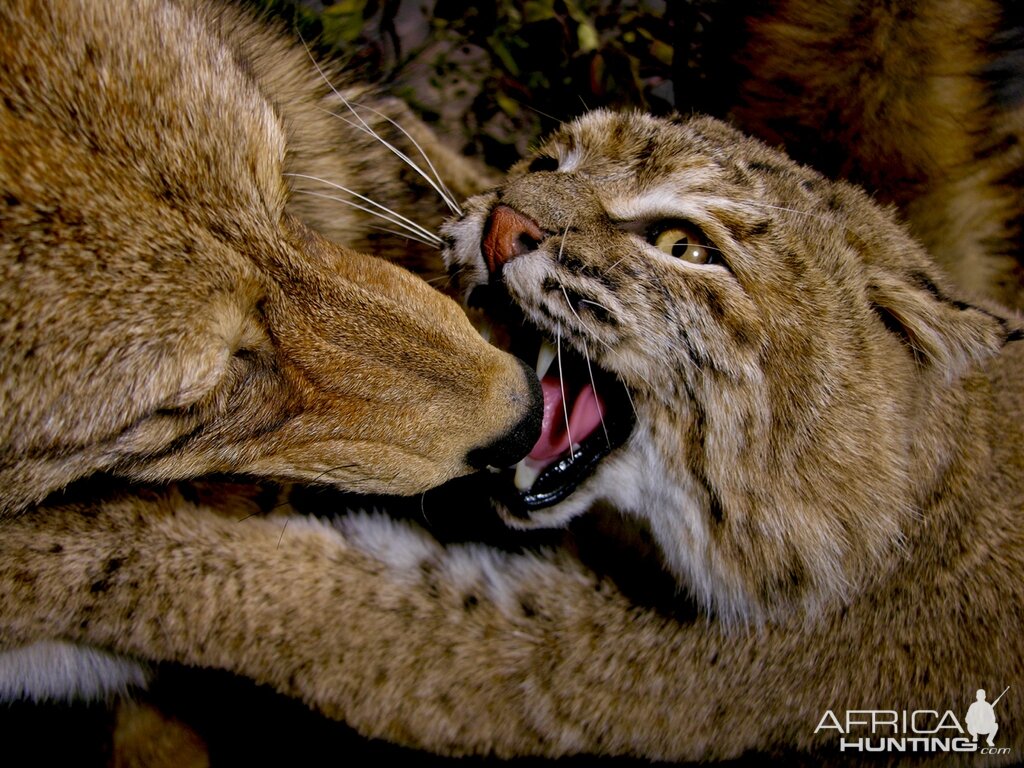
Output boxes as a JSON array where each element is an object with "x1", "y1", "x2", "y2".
[
  {"x1": 0, "y1": 211, "x2": 541, "y2": 512},
  {"x1": 0, "y1": 0, "x2": 542, "y2": 511}
]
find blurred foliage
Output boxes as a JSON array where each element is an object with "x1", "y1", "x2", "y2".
[{"x1": 244, "y1": 0, "x2": 736, "y2": 169}]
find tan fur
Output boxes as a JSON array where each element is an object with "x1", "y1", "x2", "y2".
[
  {"x1": 0, "y1": 0, "x2": 541, "y2": 712},
  {"x1": 0, "y1": 0, "x2": 540, "y2": 516},
  {"x1": 4, "y1": 109, "x2": 1022, "y2": 764},
  {"x1": 113, "y1": 700, "x2": 209, "y2": 768},
  {"x1": 733, "y1": 0, "x2": 1024, "y2": 310},
  {"x1": 8, "y1": 0, "x2": 1024, "y2": 765}
]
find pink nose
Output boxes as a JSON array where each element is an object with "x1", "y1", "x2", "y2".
[{"x1": 482, "y1": 204, "x2": 544, "y2": 275}]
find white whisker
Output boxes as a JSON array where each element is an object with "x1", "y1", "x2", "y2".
[
  {"x1": 560, "y1": 284, "x2": 585, "y2": 325},
  {"x1": 345, "y1": 100, "x2": 461, "y2": 215},
  {"x1": 583, "y1": 337, "x2": 610, "y2": 448},
  {"x1": 552, "y1": 225, "x2": 619, "y2": 357},
  {"x1": 420, "y1": 492, "x2": 431, "y2": 526},
  {"x1": 556, "y1": 224, "x2": 589, "y2": 331},
  {"x1": 579, "y1": 298, "x2": 613, "y2": 314},
  {"x1": 286, "y1": 172, "x2": 442, "y2": 245},
  {"x1": 365, "y1": 224, "x2": 440, "y2": 249},
  {"x1": 557, "y1": 323, "x2": 575, "y2": 461},
  {"x1": 736, "y1": 199, "x2": 839, "y2": 225},
  {"x1": 621, "y1": 381, "x2": 639, "y2": 423},
  {"x1": 726, "y1": 198, "x2": 862, "y2": 243},
  {"x1": 606, "y1": 254, "x2": 629, "y2": 274},
  {"x1": 320, "y1": 109, "x2": 462, "y2": 216},
  {"x1": 297, "y1": 39, "x2": 460, "y2": 215},
  {"x1": 292, "y1": 188, "x2": 441, "y2": 247}
]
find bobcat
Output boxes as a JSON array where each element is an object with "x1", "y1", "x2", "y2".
[
  {"x1": 0, "y1": 0, "x2": 541, "y2": 709},
  {"x1": 5, "y1": 107, "x2": 1022, "y2": 764}
]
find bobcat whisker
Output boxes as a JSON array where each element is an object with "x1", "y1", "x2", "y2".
[
  {"x1": 621, "y1": 380, "x2": 640, "y2": 423},
  {"x1": 560, "y1": 301, "x2": 616, "y2": 356},
  {"x1": 293, "y1": 188, "x2": 438, "y2": 245},
  {"x1": 276, "y1": 517, "x2": 289, "y2": 549},
  {"x1": 731, "y1": 199, "x2": 849, "y2": 230},
  {"x1": 365, "y1": 223, "x2": 441, "y2": 249},
  {"x1": 605, "y1": 254, "x2": 629, "y2": 275},
  {"x1": 560, "y1": 284, "x2": 587, "y2": 326},
  {"x1": 298, "y1": 38, "x2": 460, "y2": 215},
  {"x1": 555, "y1": 225, "x2": 590, "y2": 326},
  {"x1": 308, "y1": 463, "x2": 360, "y2": 487},
  {"x1": 554, "y1": 221, "x2": 615, "y2": 445},
  {"x1": 444, "y1": 265, "x2": 466, "y2": 291},
  {"x1": 290, "y1": 186, "x2": 442, "y2": 247},
  {"x1": 508, "y1": 96, "x2": 563, "y2": 124},
  {"x1": 556, "y1": 323, "x2": 575, "y2": 461},
  {"x1": 557, "y1": 278, "x2": 617, "y2": 361},
  {"x1": 383, "y1": 467, "x2": 403, "y2": 496},
  {"x1": 579, "y1": 298, "x2": 613, "y2": 315},
  {"x1": 583, "y1": 337, "x2": 611, "y2": 447},
  {"x1": 344, "y1": 100, "x2": 461, "y2": 215},
  {"x1": 325, "y1": 110, "x2": 462, "y2": 217},
  {"x1": 419, "y1": 491, "x2": 432, "y2": 526},
  {"x1": 554, "y1": 221, "x2": 607, "y2": 343}
]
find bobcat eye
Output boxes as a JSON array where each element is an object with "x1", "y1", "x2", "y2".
[
  {"x1": 527, "y1": 155, "x2": 559, "y2": 173},
  {"x1": 649, "y1": 222, "x2": 716, "y2": 265}
]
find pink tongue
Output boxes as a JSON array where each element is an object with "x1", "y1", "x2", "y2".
[{"x1": 528, "y1": 375, "x2": 606, "y2": 463}]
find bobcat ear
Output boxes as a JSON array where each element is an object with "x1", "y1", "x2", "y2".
[{"x1": 867, "y1": 272, "x2": 1010, "y2": 380}]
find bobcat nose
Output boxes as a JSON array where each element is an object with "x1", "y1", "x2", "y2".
[{"x1": 482, "y1": 204, "x2": 544, "y2": 275}]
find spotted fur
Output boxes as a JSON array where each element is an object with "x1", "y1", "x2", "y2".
[{"x1": 445, "y1": 110, "x2": 1022, "y2": 626}]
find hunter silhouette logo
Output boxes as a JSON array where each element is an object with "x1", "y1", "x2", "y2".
[
  {"x1": 966, "y1": 687, "x2": 1008, "y2": 747},
  {"x1": 814, "y1": 686, "x2": 1012, "y2": 755}
]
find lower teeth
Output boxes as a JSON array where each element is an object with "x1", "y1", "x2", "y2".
[{"x1": 513, "y1": 458, "x2": 544, "y2": 491}]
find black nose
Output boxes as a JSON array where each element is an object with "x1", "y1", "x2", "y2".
[{"x1": 466, "y1": 358, "x2": 542, "y2": 470}]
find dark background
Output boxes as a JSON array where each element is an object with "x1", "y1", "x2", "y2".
[{"x1": 245, "y1": 0, "x2": 747, "y2": 170}]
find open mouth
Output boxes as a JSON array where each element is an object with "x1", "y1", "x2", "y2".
[{"x1": 472, "y1": 288, "x2": 635, "y2": 517}]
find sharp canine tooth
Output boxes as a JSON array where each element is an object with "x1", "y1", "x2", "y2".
[
  {"x1": 535, "y1": 339, "x2": 557, "y2": 378},
  {"x1": 514, "y1": 458, "x2": 542, "y2": 491}
]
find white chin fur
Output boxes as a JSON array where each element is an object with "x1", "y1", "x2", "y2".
[{"x1": 0, "y1": 640, "x2": 150, "y2": 703}]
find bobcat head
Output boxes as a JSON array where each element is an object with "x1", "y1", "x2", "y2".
[{"x1": 444, "y1": 110, "x2": 1015, "y2": 622}]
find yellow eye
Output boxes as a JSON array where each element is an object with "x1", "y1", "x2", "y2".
[{"x1": 652, "y1": 224, "x2": 714, "y2": 264}]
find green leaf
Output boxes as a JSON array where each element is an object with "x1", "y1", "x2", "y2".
[
  {"x1": 487, "y1": 35, "x2": 521, "y2": 76},
  {"x1": 577, "y1": 21, "x2": 599, "y2": 53},
  {"x1": 522, "y1": 0, "x2": 556, "y2": 23},
  {"x1": 320, "y1": 0, "x2": 369, "y2": 44},
  {"x1": 650, "y1": 39, "x2": 673, "y2": 66},
  {"x1": 495, "y1": 91, "x2": 521, "y2": 117}
]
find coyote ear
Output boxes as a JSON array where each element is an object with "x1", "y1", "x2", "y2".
[{"x1": 867, "y1": 272, "x2": 1010, "y2": 380}]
